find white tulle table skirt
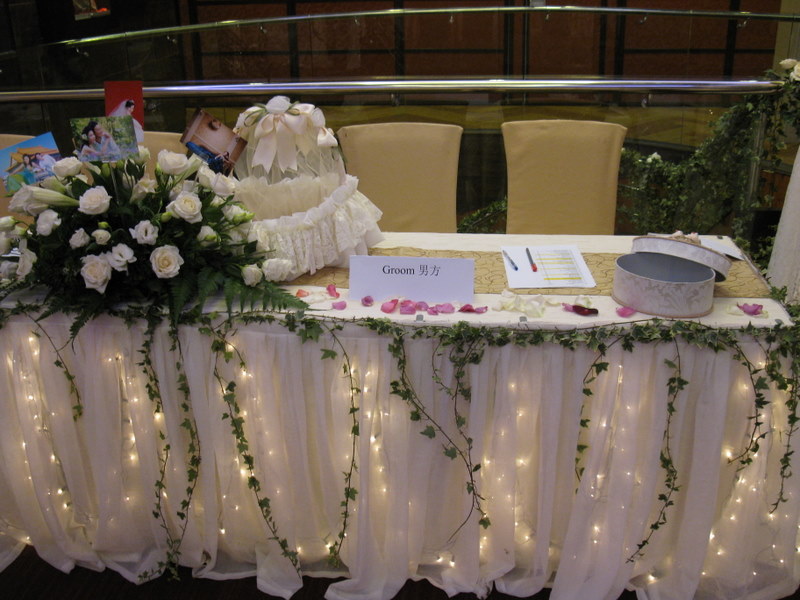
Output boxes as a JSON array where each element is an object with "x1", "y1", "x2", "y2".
[{"x1": 0, "y1": 309, "x2": 798, "y2": 600}]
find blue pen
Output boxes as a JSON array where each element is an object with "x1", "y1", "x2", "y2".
[{"x1": 502, "y1": 250, "x2": 518, "y2": 271}]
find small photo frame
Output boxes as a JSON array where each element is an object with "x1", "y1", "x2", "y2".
[
  {"x1": 69, "y1": 116, "x2": 138, "y2": 163},
  {"x1": 181, "y1": 109, "x2": 247, "y2": 175},
  {"x1": 1, "y1": 132, "x2": 62, "y2": 196}
]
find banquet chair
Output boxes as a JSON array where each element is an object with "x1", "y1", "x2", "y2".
[
  {"x1": 337, "y1": 122, "x2": 463, "y2": 232},
  {"x1": 768, "y1": 145, "x2": 800, "y2": 303},
  {"x1": 142, "y1": 131, "x2": 186, "y2": 176},
  {"x1": 501, "y1": 119, "x2": 627, "y2": 234}
]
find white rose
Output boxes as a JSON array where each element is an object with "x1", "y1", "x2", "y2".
[
  {"x1": 129, "y1": 220, "x2": 159, "y2": 245},
  {"x1": 780, "y1": 58, "x2": 798, "y2": 70},
  {"x1": 210, "y1": 195, "x2": 225, "y2": 207},
  {"x1": 792, "y1": 63, "x2": 800, "y2": 82},
  {"x1": 196, "y1": 165, "x2": 216, "y2": 188},
  {"x1": 645, "y1": 152, "x2": 661, "y2": 163},
  {"x1": 222, "y1": 204, "x2": 253, "y2": 225},
  {"x1": 157, "y1": 150, "x2": 190, "y2": 175},
  {"x1": 92, "y1": 229, "x2": 111, "y2": 245},
  {"x1": 241, "y1": 264, "x2": 263, "y2": 286},
  {"x1": 166, "y1": 191, "x2": 203, "y2": 223},
  {"x1": 261, "y1": 258, "x2": 293, "y2": 282},
  {"x1": 53, "y1": 156, "x2": 83, "y2": 178},
  {"x1": 130, "y1": 176, "x2": 157, "y2": 202},
  {"x1": 80, "y1": 254, "x2": 112, "y2": 294},
  {"x1": 150, "y1": 245, "x2": 184, "y2": 279},
  {"x1": 209, "y1": 173, "x2": 236, "y2": 197},
  {"x1": 36, "y1": 209, "x2": 61, "y2": 236},
  {"x1": 69, "y1": 228, "x2": 90, "y2": 249},
  {"x1": 107, "y1": 243, "x2": 137, "y2": 272},
  {"x1": 196, "y1": 225, "x2": 218, "y2": 246},
  {"x1": 78, "y1": 186, "x2": 111, "y2": 215},
  {"x1": 0, "y1": 260, "x2": 18, "y2": 279},
  {"x1": 16, "y1": 247, "x2": 37, "y2": 278},
  {"x1": 0, "y1": 216, "x2": 16, "y2": 232}
]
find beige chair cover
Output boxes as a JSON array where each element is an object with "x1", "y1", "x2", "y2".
[
  {"x1": 142, "y1": 131, "x2": 186, "y2": 176},
  {"x1": 337, "y1": 122, "x2": 463, "y2": 232},
  {"x1": 502, "y1": 119, "x2": 627, "y2": 235},
  {"x1": 768, "y1": 146, "x2": 800, "y2": 303}
]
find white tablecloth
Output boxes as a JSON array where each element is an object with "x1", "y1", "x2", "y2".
[{"x1": 0, "y1": 234, "x2": 797, "y2": 600}]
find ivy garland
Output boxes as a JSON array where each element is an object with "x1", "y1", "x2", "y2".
[{"x1": 1, "y1": 300, "x2": 798, "y2": 580}]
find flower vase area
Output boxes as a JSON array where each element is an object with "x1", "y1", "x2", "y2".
[{"x1": 0, "y1": 96, "x2": 383, "y2": 329}]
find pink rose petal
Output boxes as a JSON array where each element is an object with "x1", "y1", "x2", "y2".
[
  {"x1": 399, "y1": 300, "x2": 417, "y2": 315},
  {"x1": 616, "y1": 306, "x2": 636, "y2": 318},
  {"x1": 436, "y1": 303, "x2": 455, "y2": 314},
  {"x1": 427, "y1": 306, "x2": 439, "y2": 316},
  {"x1": 326, "y1": 284, "x2": 340, "y2": 298},
  {"x1": 381, "y1": 299, "x2": 399, "y2": 314},
  {"x1": 562, "y1": 303, "x2": 575, "y2": 313},
  {"x1": 737, "y1": 303, "x2": 763, "y2": 316},
  {"x1": 458, "y1": 304, "x2": 475, "y2": 313},
  {"x1": 295, "y1": 289, "x2": 309, "y2": 298},
  {"x1": 474, "y1": 306, "x2": 488, "y2": 314},
  {"x1": 331, "y1": 300, "x2": 347, "y2": 310},
  {"x1": 361, "y1": 295, "x2": 374, "y2": 307},
  {"x1": 415, "y1": 301, "x2": 429, "y2": 311}
]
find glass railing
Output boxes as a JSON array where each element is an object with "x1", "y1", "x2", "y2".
[{"x1": 2, "y1": 5, "x2": 799, "y2": 244}]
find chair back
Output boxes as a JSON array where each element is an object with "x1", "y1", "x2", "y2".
[
  {"x1": 337, "y1": 122, "x2": 463, "y2": 232},
  {"x1": 502, "y1": 119, "x2": 627, "y2": 234},
  {"x1": 768, "y1": 145, "x2": 800, "y2": 303},
  {"x1": 142, "y1": 131, "x2": 186, "y2": 176}
]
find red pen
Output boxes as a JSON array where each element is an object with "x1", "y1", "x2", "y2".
[{"x1": 525, "y1": 247, "x2": 538, "y2": 272}]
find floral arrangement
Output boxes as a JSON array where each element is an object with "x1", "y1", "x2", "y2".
[{"x1": 0, "y1": 148, "x2": 305, "y2": 334}]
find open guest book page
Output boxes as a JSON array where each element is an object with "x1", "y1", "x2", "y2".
[{"x1": 501, "y1": 245, "x2": 596, "y2": 288}]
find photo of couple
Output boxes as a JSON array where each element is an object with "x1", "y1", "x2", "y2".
[
  {"x1": 69, "y1": 116, "x2": 138, "y2": 163},
  {"x1": 0, "y1": 132, "x2": 62, "y2": 195}
]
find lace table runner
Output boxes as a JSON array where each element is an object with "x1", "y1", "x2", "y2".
[{"x1": 291, "y1": 247, "x2": 770, "y2": 298}]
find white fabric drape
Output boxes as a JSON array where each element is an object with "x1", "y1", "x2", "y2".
[
  {"x1": 0, "y1": 311, "x2": 797, "y2": 600},
  {"x1": 768, "y1": 146, "x2": 800, "y2": 303}
]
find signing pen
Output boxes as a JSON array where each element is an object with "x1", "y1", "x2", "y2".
[
  {"x1": 502, "y1": 250, "x2": 518, "y2": 271},
  {"x1": 525, "y1": 247, "x2": 538, "y2": 272}
]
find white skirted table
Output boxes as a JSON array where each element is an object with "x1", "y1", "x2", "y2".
[{"x1": 0, "y1": 233, "x2": 797, "y2": 600}]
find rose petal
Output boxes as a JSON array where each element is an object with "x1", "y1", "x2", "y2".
[
  {"x1": 616, "y1": 306, "x2": 636, "y2": 318},
  {"x1": 381, "y1": 299, "x2": 399, "y2": 314},
  {"x1": 326, "y1": 284, "x2": 340, "y2": 298},
  {"x1": 474, "y1": 306, "x2": 488, "y2": 314},
  {"x1": 737, "y1": 303, "x2": 763, "y2": 316},
  {"x1": 458, "y1": 304, "x2": 475, "y2": 313},
  {"x1": 562, "y1": 303, "x2": 575, "y2": 313},
  {"x1": 427, "y1": 306, "x2": 440, "y2": 316},
  {"x1": 295, "y1": 289, "x2": 309, "y2": 298},
  {"x1": 399, "y1": 300, "x2": 417, "y2": 315},
  {"x1": 332, "y1": 300, "x2": 347, "y2": 310},
  {"x1": 436, "y1": 303, "x2": 455, "y2": 314},
  {"x1": 361, "y1": 295, "x2": 374, "y2": 307},
  {"x1": 415, "y1": 301, "x2": 429, "y2": 311},
  {"x1": 572, "y1": 304, "x2": 599, "y2": 316}
]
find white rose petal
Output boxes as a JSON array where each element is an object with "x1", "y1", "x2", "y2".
[
  {"x1": 53, "y1": 156, "x2": 83, "y2": 178},
  {"x1": 157, "y1": 150, "x2": 190, "y2": 175},
  {"x1": 780, "y1": 58, "x2": 798, "y2": 70},
  {"x1": 16, "y1": 247, "x2": 37, "y2": 278},
  {"x1": 210, "y1": 173, "x2": 236, "y2": 197},
  {"x1": 36, "y1": 209, "x2": 61, "y2": 236},
  {"x1": 80, "y1": 254, "x2": 112, "y2": 293},
  {"x1": 107, "y1": 243, "x2": 137, "y2": 272},
  {"x1": 166, "y1": 191, "x2": 203, "y2": 223},
  {"x1": 92, "y1": 229, "x2": 111, "y2": 245},
  {"x1": 129, "y1": 220, "x2": 159, "y2": 245},
  {"x1": 241, "y1": 264, "x2": 263, "y2": 287},
  {"x1": 79, "y1": 186, "x2": 112, "y2": 215},
  {"x1": 69, "y1": 228, "x2": 90, "y2": 249},
  {"x1": 131, "y1": 177, "x2": 157, "y2": 202},
  {"x1": 792, "y1": 63, "x2": 800, "y2": 82},
  {"x1": 150, "y1": 245, "x2": 184, "y2": 279}
]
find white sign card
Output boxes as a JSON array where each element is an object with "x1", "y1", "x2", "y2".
[
  {"x1": 502, "y1": 245, "x2": 596, "y2": 289},
  {"x1": 349, "y1": 255, "x2": 474, "y2": 303}
]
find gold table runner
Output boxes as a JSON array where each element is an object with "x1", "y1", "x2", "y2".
[{"x1": 292, "y1": 247, "x2": 770, "y2": 298}]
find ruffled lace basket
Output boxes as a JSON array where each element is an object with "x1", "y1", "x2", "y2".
[{"x1": 233, "y1": 96, "x2": 383, "y2": 281}]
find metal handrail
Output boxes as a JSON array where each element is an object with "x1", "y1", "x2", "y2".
[
  {"x1": 0, "y1": 78, "x2": 781, "y2": 103},
  {"x1": 49, "y1": 6, "x2": 800, "y2": 49}
]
